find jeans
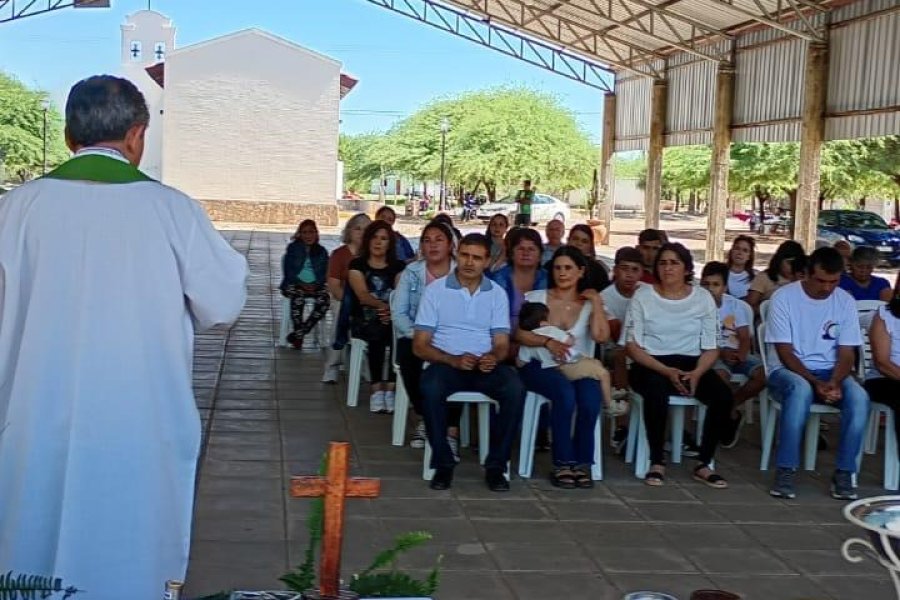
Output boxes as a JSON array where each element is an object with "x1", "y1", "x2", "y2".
[
  {"x1": 518, "y1": 361, "x2": 601, "y2": 467},
  {"x1": 629, "y1": 355, "x2": 733, "y2": 466},
  {"x1": 395, "y1": 338, "x2": 461, "y2": 426},
  {"x1": 419, "y1": 363, "x2": 525, "y2": 471},
  {"x1": 768, "y1": 368, "x2": 870, "y2": 472}
]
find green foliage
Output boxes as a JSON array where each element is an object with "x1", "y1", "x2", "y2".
[
  {"x1": 348, "y1": 532, "x2": 441, "y2": 598},
  {"x1": 341, "y1": 87, "x2": 596, "y2": 200},
  {"x1": 280, "y1": 455, "x2": 327, "y2": 593},
  {"x1": 0, "y1": 572, "x2": 79, "y2": 599},
  {"x1": 0, "y1": 72, "x2": 69, "y2": 182}
]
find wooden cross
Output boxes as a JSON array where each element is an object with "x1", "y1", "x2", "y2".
[{"x1": 291, "y1": 441, "x2": 380, "y2": 599}]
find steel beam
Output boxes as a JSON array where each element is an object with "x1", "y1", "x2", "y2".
[
  {"x1": 0, "y1": 0, "x2": 106, "y2": 24},
  {"x1": 703, "y1": 0, "x2": 823, "y2": 41}
]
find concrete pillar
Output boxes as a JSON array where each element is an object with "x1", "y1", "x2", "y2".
[
  {"x1": 706, "y1": 64, "x2": 735, "y2": 263},
  {"x1": 645, "y1": 80, "x2": 667, "y2": 230},
  {"x1": 598, "y1": 93, "x2": 616, "y2": 245},
  {"x1": 795, "y1": 40, "x2": 829, "y2": 253}
]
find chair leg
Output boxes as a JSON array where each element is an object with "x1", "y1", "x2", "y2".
[
  {"x1": 460, "y1": 404, "x2": 471, "y2": 447},
  {"x1": 635, "y1": 409, "x2": 650, "y2": 479},
  {"x1": 346, "y1": 339, "x2": 367, "y2": 407},
  {"x1": 517, "y1": 393, "x2": 540, "y2": 479},
  {"x1": 758, "y1": 391, "x2": 769, "y2": 447},
  {"x1": 591, "y1": 416, "x2": 604, "y2": 481},
  {"x1": 478, "y1": 403, "x2": 491, "y2": 465},
  {"x1": 745, "y1": 397, "x2": 755, "y2": 425},
  {"x1": 279, "y1": 296, "x2": 292, "y2": 347},
  {"x1": 696, "y1": 405, "x2": 707, "y2": 446},
  {"x1": 422, "y1": 441, "x2": 434, "y2": 481},
  {"x1": 670, "y1": 405, "x2": 685, "y2": 464},
  {"x1": 885, "y1": 410, "x2": 899, "y2": 491},
  {"x1": 391, "y1": 375, "x2": 410, "y2": 447},
  {"x1": 803, "y1": 414, "x2": 821, "y2": 472},
  {"x1": 760, "y1": 404, "x2": 779, "y2": 471},
  {"x1": 865, "y1": 406, "x2": 880, "y2": 455},
  {"x1": 626, "y1": 393, "x2": 642, "y2": 464}
]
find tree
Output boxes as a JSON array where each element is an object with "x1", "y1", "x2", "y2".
[
  {"x1": 729, "y1": 142, "x2": 799, "y2": 224},
  {"x1": 378, "y1": 88, "x2": 596, "y2": 202},
  {"x1": 338, "y1": 133, "x2": 383, "y2": 193},
  {"x1": 0, "y1": 72, "x2": 68, "y2": 182}
]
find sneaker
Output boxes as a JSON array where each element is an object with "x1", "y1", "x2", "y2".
[
  {"x1": 321, "y1": 366, "x2": 339, "y2": 384},
  {"x1": 369, "y1": 391, "x2": 386, "y2": 413},
  {"x1": 664, "y1": 437, "x2": 700, "y2": 458},
  {"x1": 384, "y1": 391, "x2": 395, "y2": 414},
  {"x1": 447, "y1": 435, "x2": 461, "y2": 463},
  {"x1": 605, "y1": 394, "x2": 630, "y2": 417},
  {"x1": 831, "y1": 469, "x2": 858, "y2": 501},
  {"x1": 721, "y1": 412, "x2": 746, "y2": 449},
  {"x1": 485, "y1": 468, "x2": 510, "y2": 492},
  {"x1": 409, "y1": 420, "x2": 427, "y2": 449},
  {"x1": 770, "y1": 467, "x2": 797, "y2": 499},
  {"x1": 286, "y1": 332, "x2": 303, "y2": 349}
]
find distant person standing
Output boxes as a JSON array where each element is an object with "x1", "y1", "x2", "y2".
[
  {"x1": 0, "y1": 75, "x2": 248, "y2": 599},
  {"x1": 515, "y1": 179, "x2": 535, "y2": 227}
]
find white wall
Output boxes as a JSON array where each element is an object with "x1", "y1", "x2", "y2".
[{"x1": 162, "y1": 30, "x2": 341, "y2": 205}]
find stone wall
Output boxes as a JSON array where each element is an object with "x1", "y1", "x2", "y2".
[{"x1": 198, "y1": 200, "x2": 338, "y2": 226}]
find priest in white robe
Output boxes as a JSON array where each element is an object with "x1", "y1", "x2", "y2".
[{"x1": 0, "y1": 75, "x2": 248, "y2": 599}]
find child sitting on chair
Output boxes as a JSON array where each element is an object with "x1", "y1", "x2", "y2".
[{"x1": 517, "y1": 301, "x2": 623, "y2": 416}]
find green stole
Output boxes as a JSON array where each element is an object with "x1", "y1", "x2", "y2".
[{"x1": 43, "y1": 153, "x2": 152, "y2": 184}]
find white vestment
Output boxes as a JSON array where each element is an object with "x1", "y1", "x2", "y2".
[{"x1": 0, "y1": 149, "x2": 248, "y2": 599}]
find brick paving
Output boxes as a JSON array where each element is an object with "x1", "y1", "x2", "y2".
[{"x1": 184, "y1": 230, "x2": 892, "y2": 600}]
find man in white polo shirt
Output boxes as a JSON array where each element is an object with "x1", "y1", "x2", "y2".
[
  {"x1": 765, "y1": 246, "x2": 870, "y2": 501},
  {"x1": 414, "y1": 233, "x2": 526, "y2": 492}
]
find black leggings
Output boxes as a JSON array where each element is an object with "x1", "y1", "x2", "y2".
[
  {"x1": 395, "y1": 337, "x2": 461, "y2": 426},
  {"x1": 865, "y1": 378, "x2": 900, "y2": 444},
  {"x1": 283, "y1": 284, "x2": 330, "y2": 336},
  {"x1": 366, "y1": 334, "x2": 396, "y2": 385},
  {"x1": 629, "y1": 354, "x2": 733, "y2": 466}
]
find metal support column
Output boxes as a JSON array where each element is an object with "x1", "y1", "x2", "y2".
[
  {"x1": 706, "y1": 63, "x2": 735, "y2": 263},
  {"x1": 795, "y1": 40, "x2": 828, "y2": 252},
  {"x1": 644, "y1": 80, "x2": 667, "y2": 230},
  {"x1": 598, "y1": 92, "x2": 616, "y2": 245}
]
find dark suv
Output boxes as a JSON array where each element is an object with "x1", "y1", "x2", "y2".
[{"x1": 818, "y1": 210, "x2": 900, "y2": 264}]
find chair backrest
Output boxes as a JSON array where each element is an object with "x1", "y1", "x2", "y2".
[
  {"x1": 737, "y1": 298, "x2": 755, "y2": 345},
  {"x1": 757, "y1": 321, "x2": 773, "y2": 376},
  {"x1": 759, "y1": 298, "x2": 771, "y2": 324},
  {"x1": 857, "y1": 299, "x2": 885, "y2": 331},
  {"x1": 857, "y1": 325, "x2": 874, "y2": 379}
]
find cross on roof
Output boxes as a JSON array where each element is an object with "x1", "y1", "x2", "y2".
[
  {"x1": 154, "y1": 43, "x2": 165, "y2": 60},
  {"x1": 130, "y1": 42, "x2": 140, "y2": 58},
  {"x1": 291, "y1": 441, "x2": 380, "y2": 599}
]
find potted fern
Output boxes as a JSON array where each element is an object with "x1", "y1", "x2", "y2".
[{"x1": 0, "y1": 572, "x2": 80, "y2": 599}]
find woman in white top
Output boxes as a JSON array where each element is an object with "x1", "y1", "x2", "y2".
[
  {"x1": 515, "y1": 247, "x2": 610, "y2": 489},
  {"x1": 625, "y1": 243, "x2": 732, "y2": 488},
  {"x1": 864, "y1": 274, "x2": 900, "y2": 446},
  {"x1": 725, "y1": 234, "x2": 756, "y2": 300}
]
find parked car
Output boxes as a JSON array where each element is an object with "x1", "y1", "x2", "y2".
[
  {"x1": 818, "y1": 210, "x2": 900, "y2": 264},
  {"x1": 476, "y1": 193, "x2": 571, "y2": 225}
]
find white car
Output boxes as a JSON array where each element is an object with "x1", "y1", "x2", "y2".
[{"x1": 476, "y1": 193, "x2": 571, "y2": 225}]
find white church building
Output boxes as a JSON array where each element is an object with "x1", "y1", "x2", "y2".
[{"x1": 120, "y1": 10, "x2": 356, "y2": 225}]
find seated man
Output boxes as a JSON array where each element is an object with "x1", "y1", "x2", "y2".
[
  {"x1": 765, "y1": 247, "x2": 870, "y2": 500},
  {"x1": 636, "y1": 228, "x2": 667, "y2": 283},
  {"x1": 414, "y1": 233, "x2": 526, "y2": 492},
  {"x1": 839, "y1": 245, "x2": 893, "y2": 302}
]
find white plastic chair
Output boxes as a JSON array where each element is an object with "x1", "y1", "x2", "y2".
[
  {"x1": 758, "y1": 322, "x2": 842, "y2": 471},
  {"x1": 626, "y1": 392, "x2": 708, "y2": 479},
  {"x1": 422, "y1": 392, "x2": 498, "y2": 480},
  {"x1": 517, "y1": 391, "x2": 604, "y2": 480},
  {"x1": 390, "y1": 324, "x2": 412, "y2": 446},
  {"x1": 278, "y1": 295, "x2": 328, "y2": 349},
  {"x1": 857, "y1": 314, "x2": 899, "y2": 491}
]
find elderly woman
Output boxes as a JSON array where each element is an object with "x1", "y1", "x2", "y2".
[
  {"x1": 567, "y1": 224, "x2": 610, "y2": 292},
  {"x1": 280, "y1": 219, "x2": 330, "y2": 348},
  {"x1": 865, "y1": 274, "x2": 900, "y2": 448},
  {"x1": 625, "y1": 242, "x2": 732, "y2": 488},
  {"x1": 745, "y1": 240, "x2": 805, "y2": 314},
  {"x1": 516, "y1": 247, "x2": 610, "y2": 488},
  {"x1": 485, "y1": 213, "x2": 510, "y2": 272},
  {"x1": 322, "y1": 212, "x2": 371, "y2": 383},
  {"x1": 375, "y1": 205, "x2": 415, "y2": 263},
  {"x1": 488, "y1": 227, "x2": 548, "y2": 327},
  {"x1": 391, "y1": 220, "x2": 457, "y2": 449},
  {"x1": 348, "y1": 220, "x2": 406, "y2": 413}
]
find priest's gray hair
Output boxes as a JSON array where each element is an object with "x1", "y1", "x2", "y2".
[{"x1": 65, "y1": 75, "x2": 150, "y2": 147}]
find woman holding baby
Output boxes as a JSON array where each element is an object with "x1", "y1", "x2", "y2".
[{"x1": 515, "y1": 246, "x2": 611, "y2": 489}]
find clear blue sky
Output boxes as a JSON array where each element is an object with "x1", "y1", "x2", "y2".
[{"x1": 0, "y1": 0, "x2": 609, "y2": 143}]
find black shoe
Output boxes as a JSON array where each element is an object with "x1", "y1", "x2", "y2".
[
  {"x1": 485, "y1": 469, "x2": 510, "y2": 492},
  {"x1": 429, "y1": 467, "x2": 454, "y2": 491}
]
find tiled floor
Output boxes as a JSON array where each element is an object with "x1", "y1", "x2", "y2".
[{"x1": 184, "y1": 230, "x2": 893, "y2": 600}]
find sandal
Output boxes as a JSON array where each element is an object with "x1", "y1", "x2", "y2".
[
  {"x1": 693, "y1": 464, "x2": 728, "y2": 489},
  {"x1": 550, "y1": 467, "x2": 577, "y2": 489},
  {"x1": 644, "y1": 468, "x2": 666, "y2": 487},
  {"x1": 573, "y1": 467, "x2": 594, "y2": 489}
]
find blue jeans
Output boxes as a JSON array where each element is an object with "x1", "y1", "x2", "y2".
[
  {"x1": 518, "y1": 361, "x2": 602, "y2": 467},
  {"x1": 768, "y1": 368, "x2": 870, "y2": 472},
  {"x1": 419, "y1": 363, "x2": 525, "y2": 471}
]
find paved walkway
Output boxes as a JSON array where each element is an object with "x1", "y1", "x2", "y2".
[{"x1": 185, "y1": 230, "x2": 890, "y2": 600}]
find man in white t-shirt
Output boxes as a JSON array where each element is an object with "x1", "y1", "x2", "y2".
[
  {"x1": 414, "y1": 233, "x2": 525, "y2": 492},
  {"x1": 601, "y1": 246, "x2": 644, "y2": 390},
  {"x1": 764, "y1": 247, "x2": 870, "y2": 501}
]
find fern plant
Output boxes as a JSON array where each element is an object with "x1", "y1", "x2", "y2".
[
  {"x1": 0, "y1": 571, "x2": 80, "y2": 599},
  {"x1": 280, "y1": 454, "x2": 327, "y2": 593},
  {"x1": 348, "y1": 532, "x2": 441, "y2": 598}
]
